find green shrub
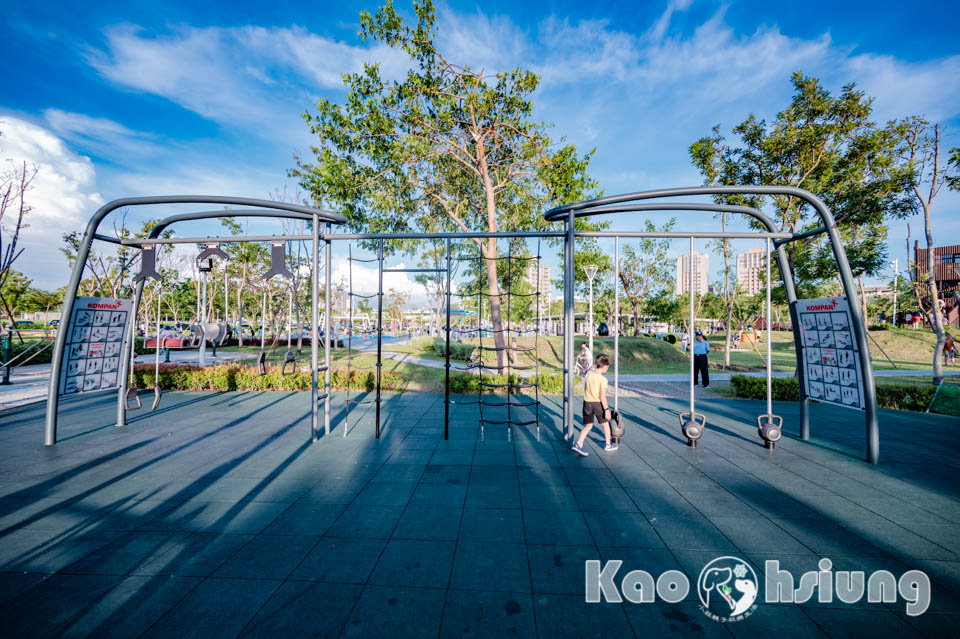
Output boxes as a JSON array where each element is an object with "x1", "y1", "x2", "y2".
[
  {"x1": 433, "y1": 340, "x2": 475, "y2": 360},
  {"x1": 5, "y1": 339, "x2": 55, "y2": 365},
  {"x1": 729, "y1": 374, "x2": 938, "y2": 412},
  {"x1": 663, "y1": 334, "x2": 677, "y2": 344},
  {"x1": 410, "y1": 335, "x2": 436, "y2": 352},
  {"x1": 868, "y1": 324, "x2": 889, "y2": 331},
  {"x1": 132, "y1": 363, "x2": 405, "y2": 393},
  {"x1": 535, "y1": 373, "x2": 563, "y2": 394},
  {"x1": 448, "y1": 373, "x2": 479, "y2": 394},
  {"x1": 875, "y1": 384, "x2": 936, "y2": 412},
  {"x1": 730, "y1": 375, "x2": 800, "y2": 401}
]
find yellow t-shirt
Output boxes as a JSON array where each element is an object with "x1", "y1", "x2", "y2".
[{"x1": 584, "y1": 370, "x2": 608, "y2": 403}]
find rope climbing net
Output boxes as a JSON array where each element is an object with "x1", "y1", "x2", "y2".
[{"x1": 448, "y1": 240, "x2": 543, "y2": 440}]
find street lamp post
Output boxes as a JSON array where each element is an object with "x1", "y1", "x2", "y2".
[
  {"x1": 891, "y1": 259, "x2": 899, "y2": 328},
  {"x1": 585, "y1": 264, "x2": 599, "y2": 355}
]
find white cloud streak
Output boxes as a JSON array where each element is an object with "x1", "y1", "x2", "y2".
[{"x1": 0, "y1": 116, "x2": 104, "y2": 287}]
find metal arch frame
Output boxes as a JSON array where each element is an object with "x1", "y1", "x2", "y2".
[
  {"x1": 44, "y1": 196, "x2": 345, "y2": 446},
  {"x1": 545, "y1": 185, "x2": 878, "y2": 464}
]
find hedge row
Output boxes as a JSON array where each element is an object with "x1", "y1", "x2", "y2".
[
  {"x1": 447, "y1": 372, "x2": 563, "y2": 394},
  {"x1": 410, "y1": 335, "x2": 436, "y2": 352},
  {"x1": 131, "y1": 363, "x2": 563, "y2": 395},
  {"x1": 729, "y1": 374, "x2": 937, "y2": 412},
  {"x1": 132, "y1": 364, "x2": 405, "y2": 392},
  {"x1": 433, "y1": 340, "x2": 475, "y2": 360}
]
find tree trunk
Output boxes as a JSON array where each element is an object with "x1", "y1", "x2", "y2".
[
  {"x1": 630, "y1": 300, "x2": 640, "y2": 336},
  {"x1": 857, "y1": 275, "x2": 869, "y2": 327},
  {"x1": 484, "y1": 241, "x2": 507, "y2": 373},
  {"x1": 724, "y1": 304, "x2": 733, "y2": 369},
  {"x1": 924, "y1": 202, "x2": 945, "y2": 383}
]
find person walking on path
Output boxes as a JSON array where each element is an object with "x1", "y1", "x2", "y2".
[
  {"x1": 572, "y1": 354, "x2": 617, "y2": 455},
  {"x1": 693, "y1": 332, "x2": 710, "y2": 388}
]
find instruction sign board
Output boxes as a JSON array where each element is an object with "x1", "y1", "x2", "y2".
[
  {"x1": 59, "y1": 297, "x2": 133, "y2": 396},
  {"x1": 797, "y1": 297, "x2": 865, "y2": 410}
]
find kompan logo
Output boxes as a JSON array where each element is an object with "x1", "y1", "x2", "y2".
[{"x1": 586, "y1": 555, "x2": 930, "y2": 620}]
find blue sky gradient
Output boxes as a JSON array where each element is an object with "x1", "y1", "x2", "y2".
[{"x1": 2, "y1": 0, "x2": 959, "y2": 296}]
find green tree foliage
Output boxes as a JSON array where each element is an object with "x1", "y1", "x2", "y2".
[
  {"x1": 1, "y1": 269, "x2": 31, "y2": 317},
  {"x1": 616, "y1": 219, "x2": 676, "y2": 335},
  {"x1": 291, "y1": 0, "x2": 599, "y2": 369},
  {"x1": 689, "y1": 72, "x2": 914, "y2": 299}
]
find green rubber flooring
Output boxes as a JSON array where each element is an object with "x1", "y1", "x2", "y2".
[{"x1": 0, "y1": 390, "x2": 958, "y2": 638}]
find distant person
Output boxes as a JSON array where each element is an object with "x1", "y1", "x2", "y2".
[
  {"x1": 944, "y1": 334, "x2": 956, "y2": 366},
  {"x1": 572, "y1": 353, "x2": 617, "y2": 455},
  {"x1": 693, "y1": 332, "x2": 710, "y2": 387},
  {"x1": 912, "y1": 312, "x2": 922, "y2": 330},
  {"x1": 159, "y1": 325, "x2": 175, "y2": 346},
  {"x1": 576, "y1": 342, "x2": 593, "y2": 376}
]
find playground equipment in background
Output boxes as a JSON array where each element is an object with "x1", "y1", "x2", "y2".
[
  {"x1": 45, "y1": 186, "x2": 878, "y2": 464},
  {"x1": 449, "y1": 241, "x2": 543, "y2": 441}
]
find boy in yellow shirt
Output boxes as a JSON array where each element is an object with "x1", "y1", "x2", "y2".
[{"x1": 572, "y1": 353, "x2": 617, "y2": 455}]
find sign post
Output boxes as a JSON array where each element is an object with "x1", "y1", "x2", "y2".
[
  {"x1": 59, "y1": 297, "x2": 134, "y2": 396},
  {"x1": 796, "y1": 297, "x2": 865, "y2": 410}
]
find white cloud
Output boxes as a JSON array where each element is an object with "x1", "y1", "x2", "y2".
[
  {"x1": 0, "y1": 116, "x2": 104, "y2": 288},
  {"x1": 43, "y1": 108, "x2": 161, "y2": 161},
  {"x1": 84, "y1": 23, "x2": 410, "y2": 132},
  {"x1": 331, "y1": 259, "x2": 426, "y2": 306}
]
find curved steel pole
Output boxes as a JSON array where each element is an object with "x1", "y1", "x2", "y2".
[
  {"x1": 614, "y1": 237, "x2": 619, "y2": 413},
  {"x1": 689, "y1": 237, "x2": 695, "y2": 415},
  {"x1": 47, "y1": 196, "x2": 345, "y2": 445},
  {"x1": 311, "y1": 214, "x2": 320, "y2": 441},
  {"x1": 545, "y1": 185, "x2": 876, "y2": 463},
  {"x1": 116, "y1": 281, "x2": 146, "y2": 427},
  {"x1": 324, "y1": 222, "x2": 332, "y2": 438},
  {"x1": 564, "y1": 210, "x2": 576, "y2": 439}
]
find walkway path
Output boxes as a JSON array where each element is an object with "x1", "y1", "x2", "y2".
[
  {"x1": 4, "y1": 342, "x2": 958, "y2": 411},
  {"x1": 1, "y1": 391, "x2": 957, "y2": 636}
]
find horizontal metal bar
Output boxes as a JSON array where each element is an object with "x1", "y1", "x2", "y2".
[
  {"x1": 123, "y1": 234, "x2": 312, "y2": 246},
  {"x1": 383, "y1": 268, "x2": 446, "y2": 273},
  {"x1": 579, "y1": 231, "x2": 793, "y2": 239},
  {"x1": 120, "y1": 228, "x2": 789, "y2": 246},
  {"x1": 327, "y1": 231, "x2": 565, "y2": 240}
]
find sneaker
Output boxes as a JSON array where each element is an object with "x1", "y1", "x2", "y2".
[
  {"x1": 572, "y1": 443, "x2": 589, "y2": 457},
  {"x1": 604, "y1": 443, "x2": 619, "y2": 452}
]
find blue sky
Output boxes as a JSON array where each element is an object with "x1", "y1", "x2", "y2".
[{"x1": 2, "y1": 0, "x2": 959, "y2": 298}]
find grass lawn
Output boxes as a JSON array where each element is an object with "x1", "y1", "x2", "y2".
[
  {"x1": 219, "y1": 327, "x2": 952, "y2": 390},
  {"x1": 216, "y1": 345, "x2": 451, "y2": 392},
  {"x1": 390, "y1": 335, "x2": 690, "y2": 375},
  {"x1": 705, "y1": 327, "x2": 944, "y2": 372}
]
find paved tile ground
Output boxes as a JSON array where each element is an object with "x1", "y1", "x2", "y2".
[{"x1": 0, "y1": 390, "x2": 958, "y2": 638}]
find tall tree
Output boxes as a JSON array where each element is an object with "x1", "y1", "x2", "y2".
[
  {"x1": 0, "y1": 145, "x2": 37, "y2": 339},
  {"x1": 220, "y1": 218, "x2": 269, "y2": 347},
  {"x1": 897, "y1": 119, "x2": 960, "y2": 383},
  {"x1": 292, "y1": 0, "x2": 598, "y2": 372},
  {"x1": 616, "y1": 220, "x2": 675, "y2": 335},
  {"x1": 689, "y1": 73, "x2": 913, "y2": 303}
]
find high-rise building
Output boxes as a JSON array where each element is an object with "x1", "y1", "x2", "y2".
[
  {"x1": 524, "y1": 263, "x2": 552, "y2": 316},
  {"x1": 736, "y1": 247, "x2": 765, "y2": 296},
  {"x1": 675, "y1": 251, "x2": 709, "y2": 295}
]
